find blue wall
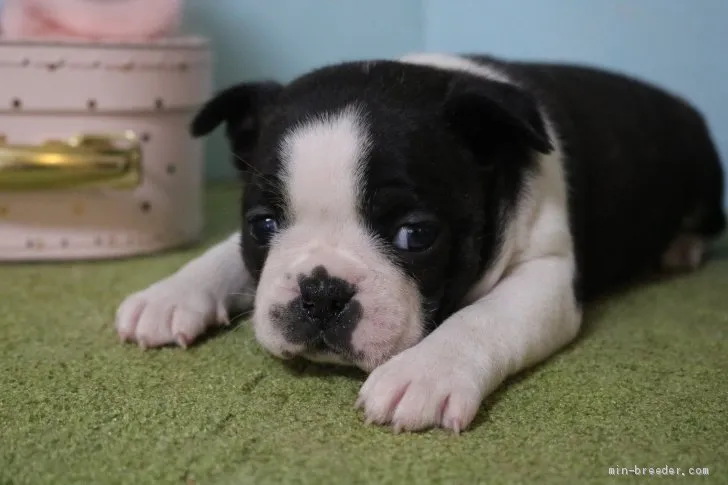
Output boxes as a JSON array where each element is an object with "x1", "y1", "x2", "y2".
[
  {"x1": 182, "y1": 0, "x2": 423, "y2": 180},
  {"x1": 1, "y1": 0, "x2": 726, "y2": 193},
  {"x1": 423, "y1": 0, "x2": 728, "y2": 198},
  {"x1": 185, "y1": 0, "x2": 727, "y2": 190}
]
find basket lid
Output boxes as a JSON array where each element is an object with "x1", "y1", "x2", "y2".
[{"x1": 0, "y1": 36, "x2": 213, "y2": 113}]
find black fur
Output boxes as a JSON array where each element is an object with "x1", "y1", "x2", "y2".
[
  {"x1": 467, "y1": 55, "x2": 726, "y2": 300},
  {"x1": 191, "y1": 54, "x2": 726, "y2": 339},
  {"x1": 191, "y1": 80, "x2": 282, "y2": 172}
]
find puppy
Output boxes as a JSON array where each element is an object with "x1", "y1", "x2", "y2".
[{"x1": 115, "y1": 53, "x2": 726, "y2": 433}]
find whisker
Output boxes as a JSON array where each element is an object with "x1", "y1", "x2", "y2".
[
  {"x1": 231, "y1": 151, "x2": 289, "y2": 210},
  {"x1": 232, "y1": 151, "x2": 265, "y2": 179}
]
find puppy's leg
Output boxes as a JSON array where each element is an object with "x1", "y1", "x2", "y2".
[
  {"x1": 115, "y1": 231, "x2": 254, "y2": 348},
  {"x1": 660, "y1": 233, "x2": 706, "y2": 272},
  {"x1": 357, "y1": 255, "x2": 581, "y2": 433}
]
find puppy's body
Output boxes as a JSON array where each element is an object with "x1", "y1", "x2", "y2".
[
  {"x1": 116, "y1": 53, "x2": 725, "y2": 432},
  {"x1": 485, "y1": 55, "x2": 726, "y2": 297}
]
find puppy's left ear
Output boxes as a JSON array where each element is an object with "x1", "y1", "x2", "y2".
[
  {"x1": 190, "y1": 81, "x2": 283, "y2": 171},
  {"x1": 443, "y1": 76, "x2": 553, "y2": 156},
  {"x1": 190, "y1": 81, "x2": 282, "y2": 137}
]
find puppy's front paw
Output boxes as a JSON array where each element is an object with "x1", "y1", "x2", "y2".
[
  {"x1": 115, "y1": 277, "x2": 229, "y2": 349},
  {"x1": 356, "y1": 346, "x2": 484, "y2": 434}
]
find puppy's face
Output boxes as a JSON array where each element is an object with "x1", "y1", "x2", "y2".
[{"x1": 191, "y1": 60, "x2": 551, "y2": 371}]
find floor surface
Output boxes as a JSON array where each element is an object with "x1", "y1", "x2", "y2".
[{"x1": 1, "y1": 185, "x2": 726, "y2": 484}]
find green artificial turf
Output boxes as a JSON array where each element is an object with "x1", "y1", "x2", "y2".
[{"x1": 1, "y1": 184, "x2": 727, "y2": 485}]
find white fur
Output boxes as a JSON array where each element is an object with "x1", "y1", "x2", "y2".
[
  {"x1": 252, "y1": 105, "x2": 424, "y2": 371},
  {"x1": 400, "y1": 52, "x2": 512, "y2": 84},
  {"x1": 115, "y1": 232, "x2": 252, "y2": 347},
  {"x1": 355, "y1": 53, "x2": 581, "y2": 432},
  {"x1": 661, "y1": 233, "x2": 706, "y2": 271}
]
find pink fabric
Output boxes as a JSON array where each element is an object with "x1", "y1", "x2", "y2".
[{"x1": 1, "y1": 0, "x2": 182, "y2": 41}]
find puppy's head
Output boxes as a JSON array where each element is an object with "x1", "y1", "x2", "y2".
[{"x1": 191, "y1": 60, "x2": 551, "y2": 371}]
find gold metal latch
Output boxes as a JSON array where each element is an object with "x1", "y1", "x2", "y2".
[{"x1": 0, "y1": 131, "x2": 142, "y2": 190}]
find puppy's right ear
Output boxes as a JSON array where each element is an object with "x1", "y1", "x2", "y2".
[{"x1": 190, "y1": 81, "x2": 283, "y2": 168}]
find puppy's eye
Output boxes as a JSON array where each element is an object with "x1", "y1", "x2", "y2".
[
  {"x1": 392, "y1": 222, "x2": 440, "y2": 252},
  {"x1": 248, "y1": 215, "x2": 279, "y2": 245}
]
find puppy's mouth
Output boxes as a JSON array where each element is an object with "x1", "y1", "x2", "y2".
[
  {"x1": 303, "y1": 332, "x2": 332, "y2": 354},
  {"x1": 310, "y1": 336, "x2": 330, "y2": 352},
  {"x1": 310, "y1": 332, "x2": 347, "y2": 355},
  {"x1": 270, "y1": 295, "x2": 364, "y2": 363},
  {"x1": 296, "y1": 331, "x2": 358, "y2": 365}
]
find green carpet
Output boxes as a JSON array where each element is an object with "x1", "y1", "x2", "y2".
[{"x1": 1, "y1": 184, "x2": 727, "y2": 485}]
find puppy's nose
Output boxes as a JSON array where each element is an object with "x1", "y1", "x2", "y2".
[{"x1": 298, "y1": 266, "x2": 355, "y2": 323}]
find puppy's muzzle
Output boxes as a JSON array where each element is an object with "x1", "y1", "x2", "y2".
[{"x1": 271, "y1": 265, "x2": 363, "y2": 357}]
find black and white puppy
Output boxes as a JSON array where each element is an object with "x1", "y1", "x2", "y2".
[{"x1": 115, "y1": 53, "x2": 726, "y2": 433}]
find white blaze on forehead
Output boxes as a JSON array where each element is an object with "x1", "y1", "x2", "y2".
[
  {"x1": 279, "y1": 104, "x2": 371, "y2": 223},
  {"x1": 254, "y1": 103, "x2": 424, "y2": 369}
]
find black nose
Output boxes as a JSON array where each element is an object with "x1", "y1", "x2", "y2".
[{"x1": 298, "y1": 266, "x2": 356, "y2": 323}]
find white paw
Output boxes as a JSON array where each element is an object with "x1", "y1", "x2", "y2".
[
  {"x1": 355, "y1": 344, "x2": 485, "y2": 434},
  {"x1": 115, "y1": 277, "x2": 229, "y2": 349},
  {"x1": 661, "y1": 233, "x2": 705, "y2": 272}
]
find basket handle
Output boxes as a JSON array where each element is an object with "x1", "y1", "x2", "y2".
[{"x1": 0, "y1": 132, "x2": 142, "y2": 190}]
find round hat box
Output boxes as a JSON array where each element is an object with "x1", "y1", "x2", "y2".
[{"x1": 0, "y1": 37, "x2": 212, "y2": 261}]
